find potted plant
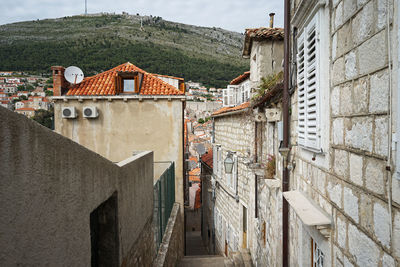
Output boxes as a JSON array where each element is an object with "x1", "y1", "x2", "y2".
[{"x1": 264, "y1": 154, "x2": 276, "y2": 179}]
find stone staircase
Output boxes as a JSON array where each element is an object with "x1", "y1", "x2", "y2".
[
  {"x1": 177, "y1": 249, "x2": 253, "y2": 267},
  {"x1": 178, "y1": 255, "x2": 230, "y2": 267}
]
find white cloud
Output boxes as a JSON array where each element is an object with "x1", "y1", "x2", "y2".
[{"x1": 0, "y1": 0, "x2": 284, "y2": 32}]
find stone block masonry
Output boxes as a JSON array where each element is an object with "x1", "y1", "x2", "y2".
[{"x1": 288, "y1": 0, "x2": 399, "y2": 266}]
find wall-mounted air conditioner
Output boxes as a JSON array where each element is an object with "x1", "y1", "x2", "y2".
[
  {"x1": 62, "y1": 107, "x2": 77, "y2": 119},
  {"x1": 83, "y1": 106, "x2": 99, "y2": 118}
]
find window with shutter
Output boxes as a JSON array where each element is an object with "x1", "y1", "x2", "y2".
[
  {"x1": 213, "y1": 145, "x2": 218, "y2": 176},
  {"x1": 218, "y1": 148, "x2": 222, "y2": 178},
  {"x1": 297, "y1": 13, "x2": 321, "y2": 151},
  {"x1": 223, "y1": 90, "x2": 228, "y2": 107},
  {"x1": 231, "y1": 154, "x2": 238, "y2": 192}
]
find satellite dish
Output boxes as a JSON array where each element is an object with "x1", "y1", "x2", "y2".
[{"x1": 64, "y1": 66, "x2": 84, "y2": 84}]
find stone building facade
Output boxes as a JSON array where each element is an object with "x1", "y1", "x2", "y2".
[
  {"x1": 205, "y1": 25, "x2": 285, "y2": 265},
  {"x1": 285, "y1": 0, "x2": 400, "y2": 266}
]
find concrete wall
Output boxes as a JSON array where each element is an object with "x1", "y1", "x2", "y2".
[
  {"x1": 53, "y1": 98, "x2": 184, "y2": 214},
  {"x1": 287, "y1": 0, "x2": 400, "y2": 266},
  {"x1": 153, "y1": 203, "x2": 184, "y2": 267},
  {"x1": 0, "y1": 106, "x2": 155, "y2": 266}
]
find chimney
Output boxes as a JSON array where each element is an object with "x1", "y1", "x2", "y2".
[
  {"x1": 51, "y1": 66, "x2": 66, "y2": 96},
  {"x1": 269, "y1": 13, "x2": 275, "y2": 28}
]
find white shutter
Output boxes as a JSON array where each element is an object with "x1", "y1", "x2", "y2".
[
  {"x1": 297, "y1": 31, "x2": 306, "y2": 147},
  {"x1": 218, "y1": 148, "x2": 222, "y2": 178},
  {"x1": 305, "y1": 16, "x2": 320, "y2": 149},
  {"x1": 232, "y1": 154, "x2": 238, "y2": 192},
  {"x1": 228, "y1": 88, "x2": 234, "y2": 106},
  {"x1": 297, "y1": 13, "x2": 320, "y2": 150},
  {"x1": 213, "y1": 145, "x2": 218, "y2": 175},
  {"x1": 223, "y1": 89, "x2": 228, "y2": 107}
]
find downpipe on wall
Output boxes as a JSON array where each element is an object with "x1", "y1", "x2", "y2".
[{"x1": 282, "y1": 0, "x2": 291, "y2": 266}]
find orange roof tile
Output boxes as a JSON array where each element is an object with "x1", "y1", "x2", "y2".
[
  {"x1": 16, "y1": 107, "x2": 35, "y2": 111},
  {"x1": 243, "y1": 27, "x2": 284, "y2": 58},
  {"x1": 245, "y1": 27, "x2": 284, "y2": 40},
  {"x1": 189, "y1": 156, "x2": 198, "y2": 164},
  {"x1": 189, "y1": 167, "x2": 201, "y2": 182},
  {"x1": 212, "y1": 102, "x2": 250, "y2": 116},
  {"x1": 230, "y1": 71, "x2": 250, "y2": 85},
  {"x1": 200, "y1": 149, "x2": 213, "y2": 169},
  {"x1": 152, "y1": 73, "x2": 184, "y2": 81},
  {"x1": 66, "y1": 62, "x2": 185, "y2": 96}
]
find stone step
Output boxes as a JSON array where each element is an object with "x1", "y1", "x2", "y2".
[{"x1": 178, "y1": 255, "x2": 228, "y2": 267}]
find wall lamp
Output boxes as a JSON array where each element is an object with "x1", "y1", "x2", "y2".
[{"x1": 224, "y1": 152, "x2": 234, "y2": 174}]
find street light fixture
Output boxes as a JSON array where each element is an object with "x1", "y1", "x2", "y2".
[{"x1": 224, "y1": 152, "x2": 234, "y2": 174}]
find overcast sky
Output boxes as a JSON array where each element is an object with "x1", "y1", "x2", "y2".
[{"x1": 0, "y1": 0, "x2": 284, "y2": 33}]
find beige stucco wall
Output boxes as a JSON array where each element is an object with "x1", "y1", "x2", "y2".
[
  {"x1": 0, "y1": 106, "x2": 155, "y2": 266},
  {"x1": 53, "y1": 98, "x2": 184, "y2": 210}
]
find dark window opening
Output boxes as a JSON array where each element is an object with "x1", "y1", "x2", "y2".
[{"x1": 90, "y1": 192, "x2": 119, "y2": 267}]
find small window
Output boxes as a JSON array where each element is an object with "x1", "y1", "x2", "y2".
[
  {"x1": 117, "y1": 71, "x2": 139, "y2": 94},
  {"x1": 311, "y1": 238, "x2": 324, "y2": 267},
  {"x1": 123, "y1": 79, "x2": 135, "y2": 92}
]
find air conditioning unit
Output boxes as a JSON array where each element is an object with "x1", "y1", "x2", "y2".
[
  {"x1": 265, "y1": 108, "x2": 281, "y2": 122},
  {"x1": 83, "y1": 106, "x2": 98, "y2": 118},
  {"x1": 62, "y1": 107, "x2": 77, "y2": 119},
  {"x1": 254, "y1": 113, "x2": 266, "y2": 122}
]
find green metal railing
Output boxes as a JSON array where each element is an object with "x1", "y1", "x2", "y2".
[{"x1": 154, "y1": 162, "x2": 175, "y2": 251}]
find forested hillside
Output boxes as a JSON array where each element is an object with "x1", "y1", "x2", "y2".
[{"x1": 0, "y1": 14, "x2": 249, "y2": 87}]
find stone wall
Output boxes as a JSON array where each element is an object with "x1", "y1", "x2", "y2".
[
  {"x1": 153, "y1": 203, "x2": 184, "y2": 267},
  {"x1": 0, "y1": 107, "x2": 155, "y2": 266},
  {"x1": 288, "y1": 0, "x2": 400, "y2": 266},
  {"x1": 201, "y1": 163, "x2": 215, "y2": 254},
  {"x1": 212, "y1": 111, "x2": 283, "y2": 265}
]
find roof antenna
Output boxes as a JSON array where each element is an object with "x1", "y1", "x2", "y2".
[{"x1": 85, "y1": 0, "x2": 87, "y2": 15}]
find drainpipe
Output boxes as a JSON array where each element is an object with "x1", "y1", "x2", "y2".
[{"x1": 282, "y1": 0, "x2": 291, "y2": 266}]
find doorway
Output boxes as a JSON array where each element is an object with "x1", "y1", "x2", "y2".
[
  {"x1": 90, "y1": 192, "x2": 119, "y2": 267},
  {"x1": 242, "y1": 205, "x2": 247, "y2": 249}
]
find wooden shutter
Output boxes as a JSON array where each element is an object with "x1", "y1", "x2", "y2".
[{"x1": 297, "y1": 13, "x2": 320, "y2": 150}]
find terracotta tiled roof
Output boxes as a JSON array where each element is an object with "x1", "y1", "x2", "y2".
[
  {"x1": 152, "y1": 73, "x2": 184, "y2": 81},
  {"x1": 16, "y1": 107, "x2": 35, "y2": 111},
  {"x1": 201, "y1": 149, "x2": 213, "y2": 169},
  {"x1": 189, "y1": 156, "x2": 198, "y2": 164},
  {"x1": 66, "y1": 62, "x2": 184, "y2": 96},
  {"x1": 189, "y1": 167, "x2": 201, "y2": 182},
  {"x1": 212, "y1": 102, "x2": 250, "y2": 117},
  {"x1": 242, "y1": 27, "x2": 284, "y2": 58},
  {"x1": 230, "y1": 71, "x2": 250, "y2": 85},
  {"x1": 245, "y1": 27, "x2": 284, "y2": 40}
]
